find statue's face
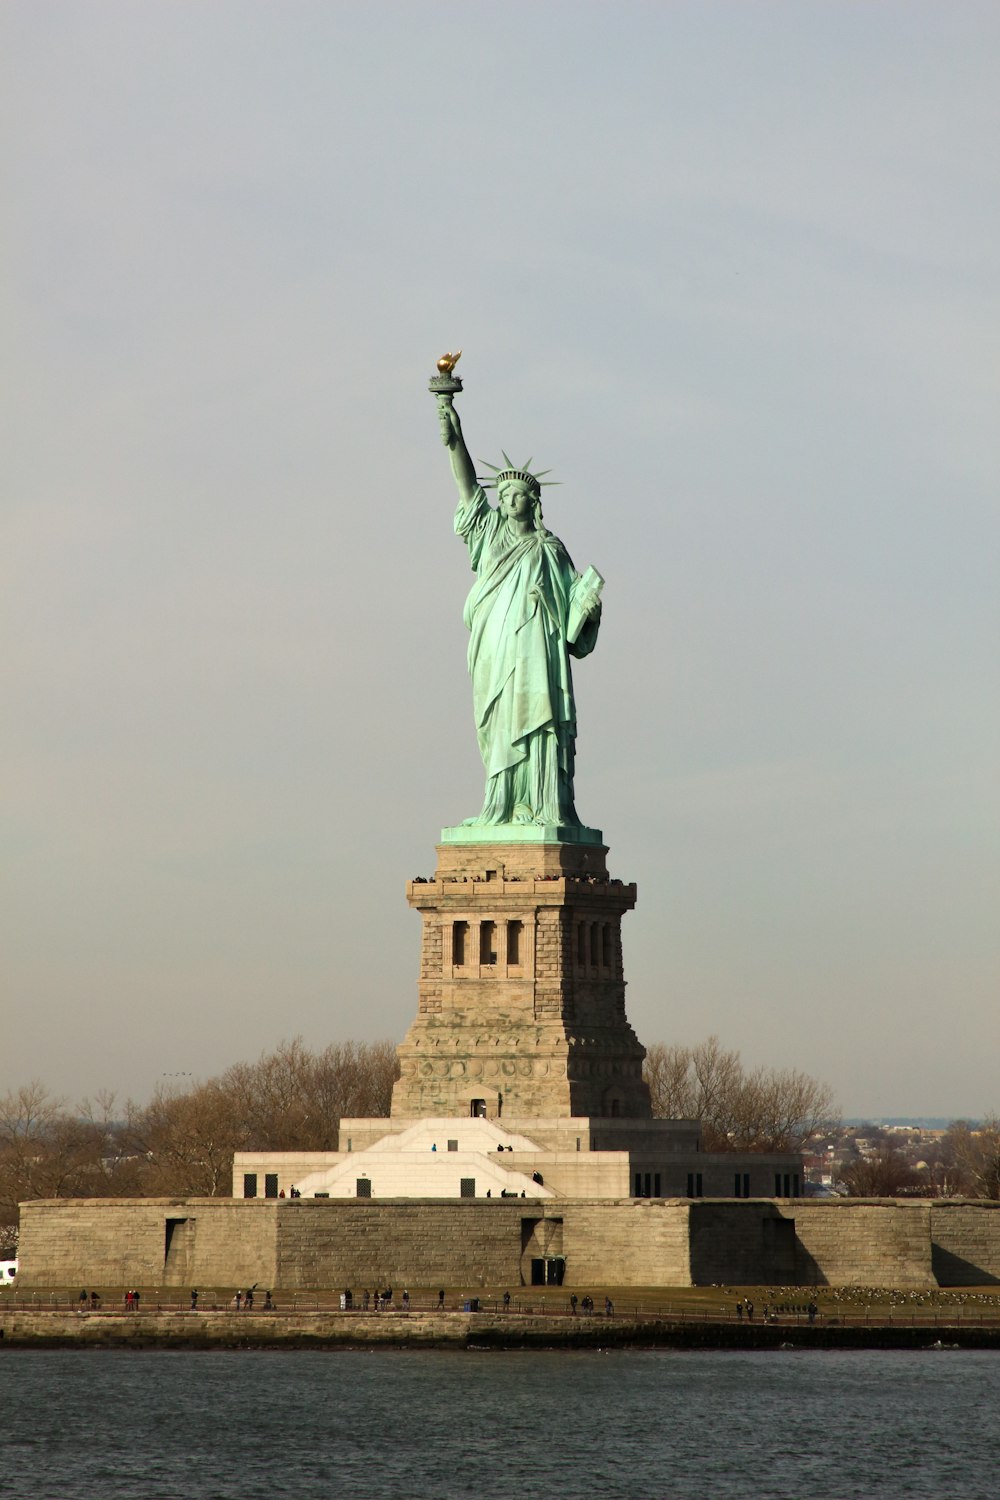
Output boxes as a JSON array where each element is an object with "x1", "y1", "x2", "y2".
[{"x1": 499, "y1": 480, "x2": 537, "y2": 524}]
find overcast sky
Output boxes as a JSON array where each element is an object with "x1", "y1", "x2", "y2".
[{"x1": 4, "y1": 2, "x2": 998, "y2": 1120}]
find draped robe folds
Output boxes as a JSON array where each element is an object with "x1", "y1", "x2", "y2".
[{"x1": 455, "y1": 485, "x2": 600, "y2": 826}]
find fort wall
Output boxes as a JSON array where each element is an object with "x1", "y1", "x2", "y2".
[
  {"x1": 930, "y1": 1201, "x2": 1000, "y2": 1285},
  {"x1": 775, "y1": 1201, "x2": 934, "y2": 1287},
  {"x1": 17, "y1": 1196, "x2": 1000, "y2": 1291}
]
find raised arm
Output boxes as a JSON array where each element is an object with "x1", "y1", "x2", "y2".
[{"x1": 437, "y1": 395, "x2": 478, "y2": 505}]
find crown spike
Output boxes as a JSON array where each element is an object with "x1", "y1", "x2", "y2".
[{"x1": 480, "y1": 452, "x2": 559, "y2": 493}]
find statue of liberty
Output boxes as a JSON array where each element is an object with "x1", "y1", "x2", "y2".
[{"x1": 433, "y1": 359, "x2": 603, "y2": 830}]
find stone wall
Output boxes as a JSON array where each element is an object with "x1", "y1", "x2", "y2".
[
  {"x1": 18, "y1": 1199, "x2": 278, "y2": 1289},
  {"x1": 776, "y1": 1201, "x2": 934, "y2": 1287},
  {"x1": 930, "y1": 1202, "x2": 1000, "y2": 1285},
  {"x1": 689, "y1": 1203, "x2": 797, "y2": 1285},
  {"x1": 274, "y1": 1201, "x2": 527, "y2": 1288},
  {"x1": 17, "y1": 1196, "x2": 1000, "y2": 1291},
  {"x1": 561, "y1": 1201, "x2": 692, "y2": 1286}
]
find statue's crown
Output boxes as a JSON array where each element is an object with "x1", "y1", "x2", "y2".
[{"x1": 480, "y1": 452, "x2": 558, "y2": 493}]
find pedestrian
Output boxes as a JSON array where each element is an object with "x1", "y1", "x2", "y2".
[
  {"x1": 746, "y1": 1299, "x2": 754, "y2": 1322},
  {"x1": 402, "y1": 1289, "x2": 410, "y2": 1311},
  {"x1": 264, "y1": 1290, "x2": 273, "y2": 1311},
  {"x1": 190, "y1": 1289, "x2": 198, "y2": 1310},
  {"x1": 363, "y1": 1288, "x2": 370, "y2": 1311},
  {"x1": 808, "y1": 1300, "x2": 818, "y2": 1325},
  {"x1": 605, "y1": 1296, "x2": 614, "y2": 1317},
  {"x1": 244, "y1": 1287, "x2": 254, "y2": 1311},
  {"x1": 438, "y1": 1289, "x2": 445, "y2": 1310},
  {"x1": 503, "y1": 1290, "x2": 510, "y2": 1313},
  {"x1": 736, "y1": 1301, "x2": 743, "y2": 1320},
  {"x1": 133, "y1": 1289, "x2": 140, "y2": 1310},
  {"x1": 570, "y1": 1294, "x2": 578, "y2": 1316},
  {"x1": 90, "y1": 1291, "x2": 100, "y2": 1310},
  {"x1": 235, "y1": 1289, "x2": 242, "y2": 1311},
  {"x1": 79, "y1": 1288, "x2": 88, "y2": 1308}
]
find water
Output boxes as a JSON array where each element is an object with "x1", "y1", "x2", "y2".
[{"x1": 2, "y1": 1347, "x2": 999, "y2": 1499}]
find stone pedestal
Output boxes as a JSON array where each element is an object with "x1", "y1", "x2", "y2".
[{"x1": 391, "y1": 840, "x2": 650, "y2": 1120}]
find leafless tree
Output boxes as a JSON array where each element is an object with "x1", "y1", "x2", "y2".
[
  {"x1": 124, "y1": 1080, "x2": 243, "y2": 1197},
  {"x1": 0, "y1": 1081, "x2": 140, "y2": 1232},
  {"x1": 944, "y1": 1117, "x2": 1000, "y2": 1200},
  {"x1": 837, "y1": 1144, "x2": 920, "y2": 1197},
  {"x1": 122, "y1": 1037, "x2": 401, "y2": 1194},
  {"x1": 0, "y1": 1039, "x2": 402, "y2": 1219},
  {"x1": 643, "y1": 1037, "x2": 837, "y2": 1152},
  {"x1": 640, "y1": 1042, "x2": 698, "y2": 1120}
]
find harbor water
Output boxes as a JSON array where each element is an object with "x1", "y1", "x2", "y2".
[{"x1": 3, "y1": 1346, "x2": 999, "y2": 1498}]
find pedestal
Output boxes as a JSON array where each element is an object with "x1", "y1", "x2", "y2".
[{"x1": 391, "y1": 839, "x2": 650, "y2": 1121}]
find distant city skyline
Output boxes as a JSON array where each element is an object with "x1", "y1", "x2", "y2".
[{"x1": 4, "y1": 3, "x2": 998, "y2": 1118}]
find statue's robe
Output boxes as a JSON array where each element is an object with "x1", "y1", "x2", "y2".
[{"x1": 456, "y1": 486, "x2": 600, "y2": 825}]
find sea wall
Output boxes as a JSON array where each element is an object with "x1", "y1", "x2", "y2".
[{"x1": 5, "y1": 1308, "x2": 1000, "y2": 1351}]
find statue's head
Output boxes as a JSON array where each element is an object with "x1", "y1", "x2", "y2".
[
  {"x1": 498, "y1": 475, "x2": 542, "y2": 528},
  {"x1": 483, "y1": 453, "x2": 555, "y2": 531}
]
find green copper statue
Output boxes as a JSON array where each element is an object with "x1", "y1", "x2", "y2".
[{"x1": 432, "y1": 356, "x2": 604, "y2": 831}]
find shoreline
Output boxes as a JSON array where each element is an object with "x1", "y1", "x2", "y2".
[{"x1": 3, "y1": 1309, "x2": 1000, "y2": 1351}]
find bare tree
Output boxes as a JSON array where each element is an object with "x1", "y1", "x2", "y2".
[
  {"x1": 643, "y1": 1037, "x2": 837, "y2": 1152},
  {"x1": 0, "y1": 1081, "x2": 143, "y2": 1234},
  {"x1": 122, "y1": 1037, "x2": 401, "y2": 1194},
  {"x1": 837, "y1": 1144, "x2": 920, "y2": 1197},
  {"x1": 124, "y1": 1080, "x2": 242, "y2": 1197},
  {"x1": 643, "y1": 1043, "x2": 698, "y2": 1119},
  {"x1": 944, "y1": 1117, "x2": 1000, "y2": 1200}
]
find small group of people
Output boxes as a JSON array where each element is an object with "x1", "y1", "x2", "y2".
[
  {"x1": 232, "y1": 1286, "x2": 274, "y2": 1311},
  {"x1": 568, "y1": 1294, "x2": 613, "y2": 1316},
  {"x1": 735, "y1": 1297, "x2": 819, "y2": 1325},
  {"x1": 357, "y1": 1286, "x2": 395, "y2": 1310},
  {"x1": 77, "y1": 1289, "x2": 100, "y2": 1310},
  {"x1": 124, "y1": 1288, "x2": 141, "y2": 1310}
]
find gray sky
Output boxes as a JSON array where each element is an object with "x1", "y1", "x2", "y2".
[{"x1": 4, "y1": 2, "x2": 998, "y2": 1119}]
